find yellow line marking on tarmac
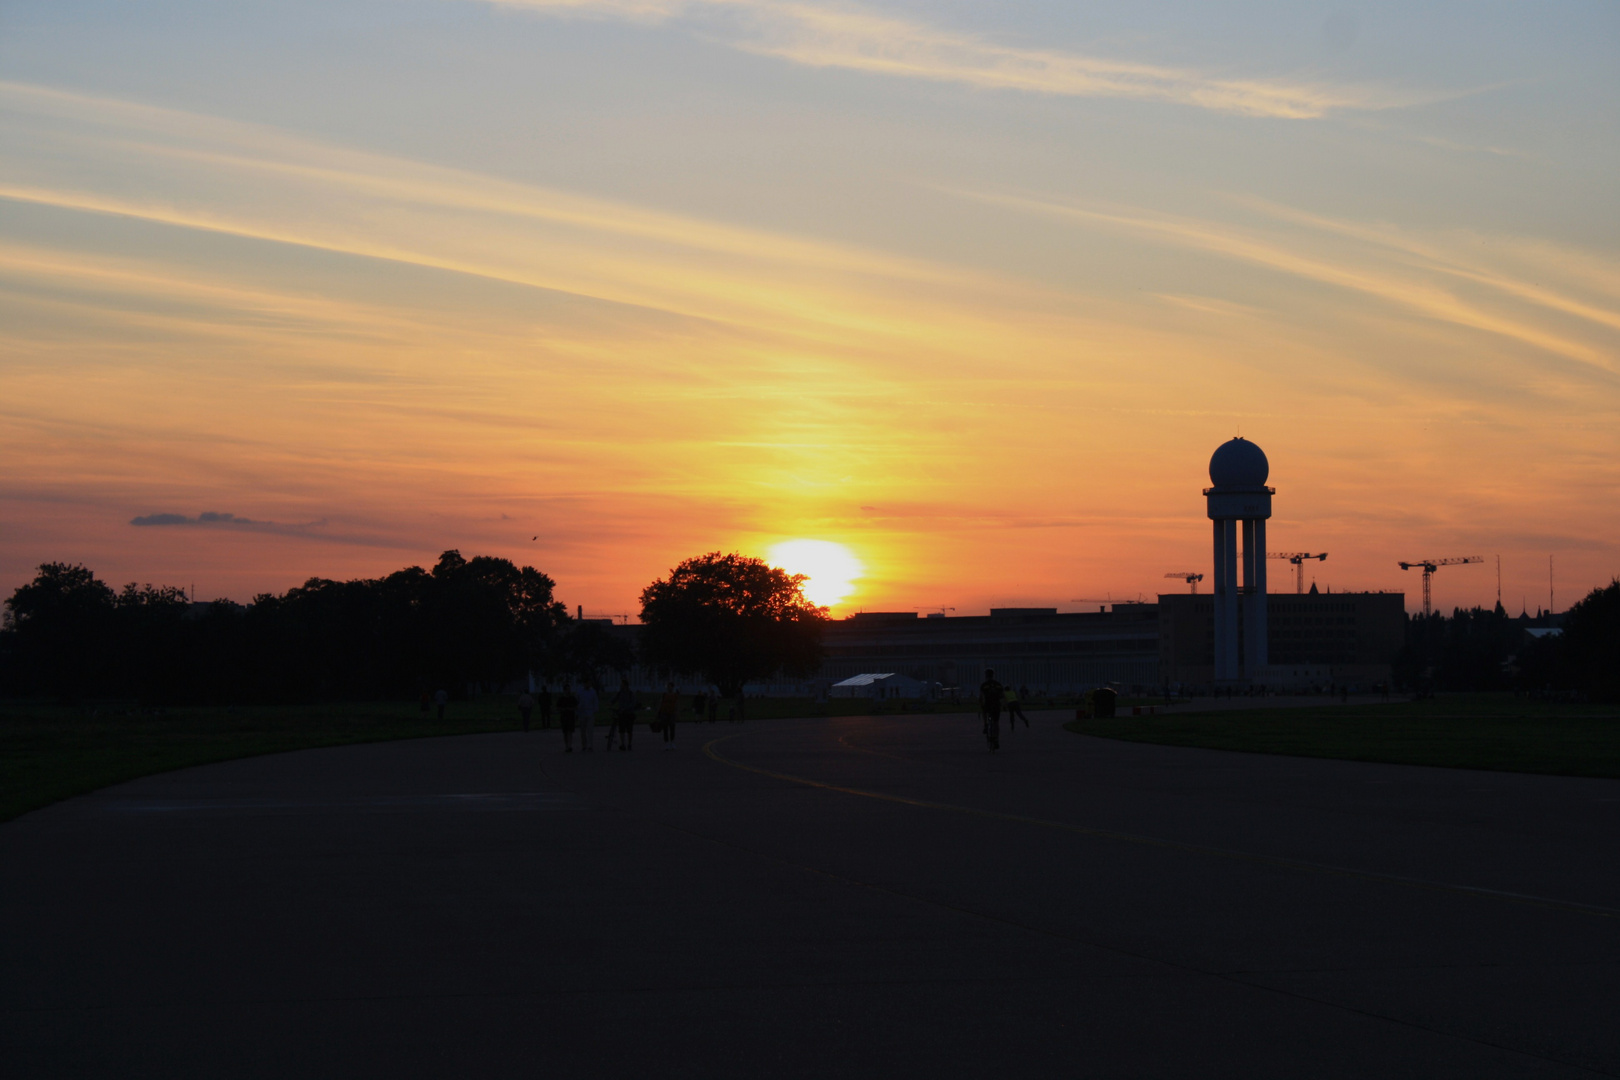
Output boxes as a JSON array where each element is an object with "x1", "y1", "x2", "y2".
[{"x1": 703, "y1": 731, "x2": 1620, "y2": 922}]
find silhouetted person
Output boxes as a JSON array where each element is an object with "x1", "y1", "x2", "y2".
[
  {"x1": 613, "y1": 680, "x2": 637, "y2": 750},
  {"x1": 578, "y1": 680, "x2": 599, "y2": 751},
  {"x1": 434, "y1": 688, "x2": 448, "y2": 721},
  {"x1": 706, "y1": 690, "x2": 718, "y2": 723},
  {"x1": 1006, "y1": 683, "x2": 1028, "y2": 730},
  {"x1": 517, "y1": 691, "x2": 534, "y2": 732},
  {"x1": 538, "y1": 685, "x2": 552, "y2": 729},
  {"x1": 692, "y1": 693, "x2": 705, "y2": 719},
  {"x1": 657, "y1": 682, "x2": 681, "y2": 750},
  {"x1": 979, "y1": 668, "x2": 1004, "y2": 751},
  {"x1": 558, "y1": 682, "x2": 579, "y2": 752}
]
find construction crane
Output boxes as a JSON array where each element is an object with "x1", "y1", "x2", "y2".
[
  {"x1": 1164, "y1": 572, "x2": 1204, "y2": 594},
  {"x1": 1268, "y1": 551, "x2": 1328, "y2": 594},
  {"x1": 1398, "y1": 556, "x2": 1483, "y2": 616}
]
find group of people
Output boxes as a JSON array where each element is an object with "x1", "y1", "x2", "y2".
[
  {"x1": 977, "y1": 669, "x2": 1029, "y2": 751},
  {"x1": 514, "y1": 680, "x2": 688, "y2": 752},
  {"x1": 499, "y1": 672, "x2": 1033, "y2": 754}
]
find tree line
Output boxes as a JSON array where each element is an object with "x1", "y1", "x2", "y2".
[
  {"x1": 0, "y1": 550, "x2": 828, "y2": 706},
  {"x1": 1395, "y1": 580, "x2": 1619, "y2": 700}
]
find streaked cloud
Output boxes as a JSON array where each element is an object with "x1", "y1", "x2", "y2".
[
  {"x1": 0, "y1": 80, "x2": 1015, "y2": 356},
  {"x1": 941, "y1": 186, "x2": 1620, "y2": 377},
  {"x1": 487, "y1": 0, "x2": 1428, "y2": 118}
]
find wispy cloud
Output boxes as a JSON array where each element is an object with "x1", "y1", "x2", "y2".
[
  {"x1": 130, "y1": 510, "x2": 328, "y2": 533},
  {"x1": 487, "y1": 0, "x2": 1429, "y2": 118},
  {"x1": 0, "y1": 80, "x2": 1015, "y2": 354},
  {"x1": 131, "y1": 511, "x2": 269, "y2": 527},
  {"x1": 121, "y1": 511, "x2": 421, "y2": 549},
  {"x1": 942, "y1": 186, "x2": 1620, "y2": 376}
]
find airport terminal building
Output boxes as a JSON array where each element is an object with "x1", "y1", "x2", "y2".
[
  {"x1": 811, "y1": 592, "x2": 1405, "y2": 695},
  {"x1": 819, "y1": 607, "x2": 1162, "y2": 695}
]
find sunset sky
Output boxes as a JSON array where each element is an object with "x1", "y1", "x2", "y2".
[{"x1": 2, "y1": 1, "x2": 1617, "y2": 618}]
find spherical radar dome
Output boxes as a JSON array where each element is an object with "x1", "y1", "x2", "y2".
[{"x1": 1208, "y1": 437, "x2": 1269, "y2": 488}]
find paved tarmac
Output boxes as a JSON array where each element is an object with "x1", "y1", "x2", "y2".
[{"x1": 4, "y1": 712, "x2": 1619, "y2": 1078}]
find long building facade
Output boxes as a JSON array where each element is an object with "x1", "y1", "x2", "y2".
[{"x1": 820, "y1": 607, "x2": 1162, "y2": 694}]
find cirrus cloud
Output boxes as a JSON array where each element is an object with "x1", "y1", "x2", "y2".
[{"x1": 485, "y1": 0, "x2": 1439, "y2": 119}]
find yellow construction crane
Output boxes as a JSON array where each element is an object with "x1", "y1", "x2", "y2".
[
  {"x1": 1399, "y1": 557, "x2": 1483, "y2": 616},
  {"x1": 1163, "y1": 572, "x2": 1204, "y2": 593},
  {"x1": 1267, "y1": 551, "x2": 1327, "y2": 594}
]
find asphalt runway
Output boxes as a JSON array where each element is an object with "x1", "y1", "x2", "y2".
[{"x1": 5, "y1": 712, "x2": 1619, "y2": 1078}]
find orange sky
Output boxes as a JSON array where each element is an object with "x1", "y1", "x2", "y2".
[{"x1": 2, "y1": 4, "x2": 1617, "y2": 618}]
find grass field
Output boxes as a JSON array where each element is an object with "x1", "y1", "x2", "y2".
[
  {"x1": 0, "y1": 701, "x2": 527, "y2": 824},
  {"x1": 0, "y1": 693, "x2": 998, "y2": 823},
  {"x1": 1067, "y1": 694, "x2": 1620, "y2": 778}
]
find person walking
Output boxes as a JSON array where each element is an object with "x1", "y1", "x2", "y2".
[
  {"x1": 657, "y1": 682, "x2": 681, "y2": 750},
  {"x1": 434, "y1": 688, "x2": 448, "y2": 721},
  {"x1": 577, "y1": 680, "x2": 599, "y2": 751},
  {"x1": 612, "y1": 679, "x2": 637, "y2": 750},
  {"x1": 1006, "y1": 684, "x2": 1028, "y2": 730},
  {"x1": 979, "y1": 668, "x2": 1004, "y2": 751},
  {"x1": 538, "y1": 684, "x2": 553, "y2": 729},
  {"x1": 517, "y1": 691, "x2": 535, "y2": 733},
  {"x1": 706, "y1": 689, "x2": 718, "y2": 723},
  {"x1": 558, "y1": 682, "x2": 579, "y2": 752}
]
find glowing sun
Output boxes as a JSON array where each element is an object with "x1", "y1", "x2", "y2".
[{"x1": 768, "y1": 539, "x2": 864, "y2": 609}]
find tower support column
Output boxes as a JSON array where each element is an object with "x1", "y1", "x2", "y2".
[
  {"x1": 1214, "y1": 518, "x2": 1239, "y2": 680},
  {"x1": 1245, "y1": 516, "x2": 1268, "y2": 673}
]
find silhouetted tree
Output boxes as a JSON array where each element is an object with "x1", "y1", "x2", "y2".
[
  {"x1": 2, "y1": 563, "x2": 117, "y2": 700},
  {"x1": 638, "y1": 552, "x2": 827, "y2": 710},
  {"x1": 1395, "y1": 604, "x2": 1527, "y2": 692},
  {"x1": 1561, "y1": 580, "x2": 1620, "y2": 701},
  {"x1": 421, "y1": 551, "x2": 568, "y2": 695},
  {"x1": 113, "y1": 583, "x2": 192, "y2": 704}
]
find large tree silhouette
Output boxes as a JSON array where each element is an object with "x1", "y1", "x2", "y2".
[
  {"x1": 638, "y1": 552, "x2": 827, "y2": 704},
  {"x1": 1561, "y1": 580, "x2": 1620, "y2": 701},
  {"x1": 2, "y1": 563, "x2": 116, "y2": 700}
]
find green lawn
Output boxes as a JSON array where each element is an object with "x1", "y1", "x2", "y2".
[
  {"x1": 0, "y1": 700, "x2": 534, "y2": 824},
  {"x1": 1066, "y1": 694, "x2": 1620, "y2": 778},
  {"x1": 0, "y1": 693, "x2": 1000, "y2": 823}
]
